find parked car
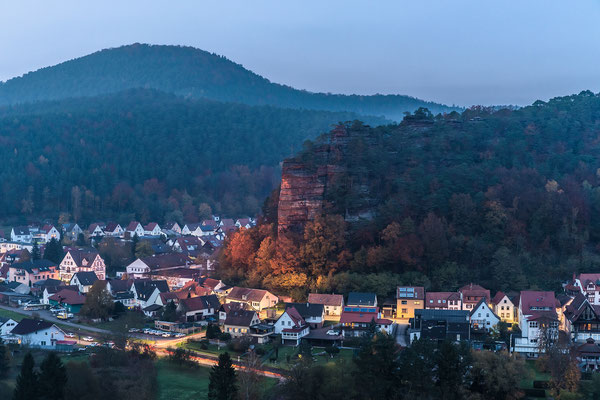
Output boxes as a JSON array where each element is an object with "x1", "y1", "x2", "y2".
[
  {"x1": 82, "y1": 336, "x2": 94, "y2": 342},
  {"x1": 128, "y1": 328, "x2": 140, "y2": 333},
  {"x1": 64, "y1": 332, "x2": 76, "y2": 338}
]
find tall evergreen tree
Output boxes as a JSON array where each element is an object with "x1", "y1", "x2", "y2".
[
  {"x1": 208, "y1": 352, "x2": 238, "y2": 400},
  {"x1": 13, "y1": 352, "x2": 39, "y2": 400},
  {"x1": 38, "y1": 352, "x2": 67, "y2": 400},
  {"x1": 44, "y1": 238, "x2": 64, "y2": 264},
  {"x1": 31, "y1": 243, "x2": 41, "y2": 261}
]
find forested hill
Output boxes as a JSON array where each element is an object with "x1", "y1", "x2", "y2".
[
  {"x1": 218, "y1": 91, "x2": 600, "y2": 299},
  {"x1": 0, "y1": 43, "x2": 458, "y2": 120},
  {"x1": 0, "y1": 89, "x2": 387, "y2": 223}
]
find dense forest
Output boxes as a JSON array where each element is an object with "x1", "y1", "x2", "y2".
[
  {"x1": 0, "y1": 89, "x2": 388, "y2": 223},
  {"x1": 218, "y1": 91, "x2": 600, "y2": 298},
  {"x1": 0, "y1": 43, "x2": 459, "y2": 120}
]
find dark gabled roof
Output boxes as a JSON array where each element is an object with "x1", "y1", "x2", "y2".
[
  {"x1": 12, "y1": 226, "x2": 30, "y2": 236},
  {"x1": 10, "y1": 259, "x2": 57, "y2": 273},
  {"x1": 104, "y1": 222, "x2": 120, "y2": 232},
  {"x1": 285, "y1": 303, "x2": 324, "y2": 319},
  {"x1": 415, "y1": 309, "x2": 470, "y2": 323},
  {"x1": 347, "y1": 292, "x2": 377, "y2": 307},
  {"x1": 140, "y1": 253, "x2": 191, "y2": 270},
  {"x1": 143, "y1": 304, "x2": 163, "y2": 312},
  {"x1": 33, "y1": 278, "x2": 63, "y2": 288},
  {"x1": 72, "y1": 271, "x2": 98, "y2": 286},
  {"x1": 224, "y1": 309, "x2": 257, "y2": 327},
  {"x1": 180, "y1": 294, "x2": 220, "y2": 312},
  {"x1": 65, "y1": 248, "x2": 100, "y2": 268},
  {"x1": 11, "y1": 318, "x2": 55, "y2": 335},
  {"x1": 133, "y1": 279, "x2": 169, "y2": 301},
  {"x1": 107, "y1": 279, "x2": 133, "y2": 293}
]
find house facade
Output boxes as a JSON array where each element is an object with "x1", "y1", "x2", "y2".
[
  {"x1": 274, "y1": 307, "x2": 310, "y2": 345},
  {"x1": 492, "y1": 291, "x2": 517, "y2": 324},
  {"x1": 425, "y1": 291, "x2": 462, "y2": 310},
  {"x1": 470, "y1": 298, "x2": 500, "y2": 332},
  {"x1": 307, "y1": 293, "x2": 344, "y2": 317},
  {"x1": 409, "y1": 309, "x2": 471, "y2": 343},
  {"x1": 11, "y1": 319, "x2": 65, "y2": 348},
  {"x1": 8, "y1": 260, "x2": 59, "y2": 287},
  {"x1": 396, "y1": 286, "x2": 424, "y2": 321},
  {"x1": 59, "y1": 248, "x2": 106, "y2": 281},
  {"x1": 513, "y1": 291, "x2": 560, "y2": 356},
  {"x1": 459, "y1": 283, "x2": 491, "y2": 311},
  {"x1": 225, "y1": 287, "x2": 279, "y2": 311}
]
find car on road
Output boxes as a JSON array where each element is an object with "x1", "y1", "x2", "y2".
[
  {"x1": 161, "y1": 333, "x2": 171, "y2": 338},
  {"x1": 128, "y1": 328, "x2": 140, "y2": 333},
  {"x1": 326, "y1": 330, "x2": 340, "y2": 336},
  {"x1": 82, "y1": 336, "x2": 94, "y2": 342},
  {"x1": 65, "y1": 332, "x2": 76, "y2": 338}
]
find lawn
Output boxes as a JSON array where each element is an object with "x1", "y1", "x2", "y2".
[
  {"x1": 81, "y1": 311, "x2": 148, "y2": 332},
  {"x1": 520, "y1": 359, "x2": 550, "y2": 397},
  {"x1": 156, "y1": 359, "x2": 211, "y2": 400},
  {"x1": 0, "y1": 307, "x2": 26, "y2": 322},
  {"x1": 261, "y1": 344, "x2": 354, "y2": 370}
]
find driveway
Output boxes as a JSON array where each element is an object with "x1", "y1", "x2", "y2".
[{"x1": 395, "y1": 323, "x2": 409, "y2": 347}]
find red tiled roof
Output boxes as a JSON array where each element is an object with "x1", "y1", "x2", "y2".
[
  {"x1": 49, "y1": 289, "x2": 86, "y2": 305},
  {"x1": 127, "y1": 221, "x2": 141, "y2": 231},
  {"x1": 492, "y1": 291, "x2": 506, "y2": 305},
  {"x1": 308, "y1": 293, "x2": 344, "y2": 307},
  {"x1": 340, "y1": 310, "x2": 391, "y2": 325},
  {"x1": 425, "y1": 291, "x2": 460, "y2": 307},
  {"x1": 520, "y1": 291, "x2": 557, "y2": 314}
]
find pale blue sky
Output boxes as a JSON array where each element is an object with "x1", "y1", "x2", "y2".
[{"x1": 1, "y1": 0, "x2": 599, "y2": 106}]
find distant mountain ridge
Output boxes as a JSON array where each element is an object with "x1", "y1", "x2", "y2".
[{"x1": 0, "y1": 43, "x2": 459, "y2": 120}]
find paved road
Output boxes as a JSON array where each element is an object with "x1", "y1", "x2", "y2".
[
  {"x1": 396, "y1": 323, "x2": 409, "y2": 347},
  {"x1": 0, "y1": 304, "x2": 112, "y2": 335}
]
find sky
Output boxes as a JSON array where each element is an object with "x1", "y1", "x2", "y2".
[{"x1": 0, "y1": 0, "x2": 599, "y2": 107}]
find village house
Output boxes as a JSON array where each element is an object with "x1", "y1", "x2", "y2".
[
  {"x1": 409, "y1": 309, "x2": 471, "y2": 343},
  {"x1": 69, "y1": 271, "x2": 98, "y2": 293},
  {"x1": 574, "y1": 338, "x2": 600, "y2": 372},
  {"x1": 125, "y1": 221, "x2": 145, "y2": 238},
  {"x1": 62, "y1": 223, "x2": 83, "y2": 242},
  {"x1": 11, "y1": 226, "x2": 32, "y2": 243},
  {"x1": 8, "y1": 260, "x2": 59, "y2": 287},
  {"x1": 347, "y1": 292, "x2": 377, "y2": 308},
  {"x1": 144, "y1": 222, "x2": 162, "y2": 236},
  {"x1": 177, "y1": 294, "x2": 220, "y2": 322},
  {"x1": 131, "y1": 279, "x2": 170, "y2": 308},
  {"x1": 285, "y1": 303, "x2": 324, "y2": 329},
  {"x1": 564, "y1": 293, "x2": 600, "y2": 343},
  {"x1": 49, "y1": 289, "x2": 86, "y2": 313},
  {"x1": 492, "y1": 291, "x2": 518, "y2": 324},
  {"x1": 32, "y1": 225, "x2": 61, "y2": 243},
  {"x1": 224, "y1": 309, "x2": 260, "y2": 338},
  {"x1": 11, "y1": 319, "x2": 65, "y2": 348},
  {"x1": 162, "y1": 221, "x2": 182, "y2": 234},
  {"x1": 274, "y1": 306, "x2": 310, "y2": 345},
  {"x1": 425, "y1": 291, "x2": 462, "y2": 310},
  {"x1": 219, "y1": 302, "x2": 248, "y2": 324},
  {"x1": 567, "y1": 273, "x2": 600, "y2": 305},
  {"x1": 59, "y1": 248, "x2": 106, "y2": 281},
  {"x1": 104, "y1": 222, "x2": 124, "y2": 238},
  {"x1": 396, "y1": 286, "x2": 425, "y2": 321},
  {"x1": 225, "y1": 287, "x2": 279, "y2": 311},
  {"x1": 151, "y1": 268, "x2": 201, "y2": 290},
  {"x1": 340, "y1": 307, "x2": 393, "y2": 337},
  {"x1": 469, "y1": 298, "x2": 500, "y2": 332},
  {"x1": 513, "y1": 291, "x2": 560, "y2": 356},
  {"x1": 42, "y1": 285, "x2": 77, "y2": 305},
  {"x1": 125, "y1": 253, "x2": 193, "y2": 278},
  {"x1": 0, "y1": 317, "x2": 18, "y2": 337},
  {"x1": 87, "y1": 223, "x2": 105, "y2": 238},
  {"x1": 459, "y1": 283, "x2": 491, "y2": 311},
  {"x1": 307, "y1": 293, "x2": 344, "y2": 317},
  {"x1": 235, "y1": 218, "x2": 253, "y2": 229}
]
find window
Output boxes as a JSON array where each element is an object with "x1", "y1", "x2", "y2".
[
  {"x1": 401, "y1": 300, "x2": 407, "y2": 305},
  {"x1": 530, "y1": 321, "x2": 538, "y2": 328},
  {"x1": 401, "y1": 308, "x2": 408, "y2": 314}
]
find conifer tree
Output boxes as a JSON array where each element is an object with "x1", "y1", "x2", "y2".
[
  {"x1": 208, "y1": 352, "x2": 238, "y2": 400},
  {"x1": 13, "y1": 352, "x2": 38, "y2": 400},
  {"x1": 38, "y1": 352, "x2": 67, "y2": 400}
]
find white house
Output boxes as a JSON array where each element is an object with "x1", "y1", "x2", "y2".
[
  {"x1": 126, "y1": 221, "x2": 145, "y2": 238},
  {"x1": 492, "y1": 291, "x2": 517, "y2": 324},
  {"x1": 0, "y1": 317, "x2": 18, "y2": 336},
  {"x1": 38, "y1": 225, "x2": 61, "y2": 243},
  {"x1": 11, "y1": 227, "x2": 32, "y2": 243},
  {"x1": 469, "y1": 298, "x2": 500, "y2": 332},
  {"x1": 87, "y1": 223, "x2": 105, "y2": 237},
  {"x1": 274, "y1": 307, "x2": 310, "y2": 346},
  {"x1": 103, "y1": 223, "x2": 124, "y2": 238},
  {"x1": 143, "y1": 223, "x2": 162, "y2": 236},
  {"x1": 513, "y1": 291, "x2": 560, "y2": 356},
  {"x1": 177, "y1": 294, "x2": 221, "y2": 322},
  {"x1": 11, "y1": 319, "x2": 65, "y2": 348},
  {"x1": 69, "y1": 271, "x2": 98, "y2": 293},
  {"x1": 62, "y1": 223, "x2": 83, "y2": 242},
  {"x1": 223, "y1": 309, "x2": 260, "y2": 338}
]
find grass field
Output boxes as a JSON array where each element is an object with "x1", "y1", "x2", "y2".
[
  {"x1": 520, "y1": 359, "x2": 550, "y2": 397},
  {"x1": 84, "y1": 311, "x2": 147, "y2": 332},
  {"x1": 0, "y1": 307, "x2": 27, "y2": 322},
  {"x1": 261, "y1": 344, "x2": 354, "y2": 370},
  {"x1": 156, "y1": 359, "x2": 211, "y2": 400}
]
